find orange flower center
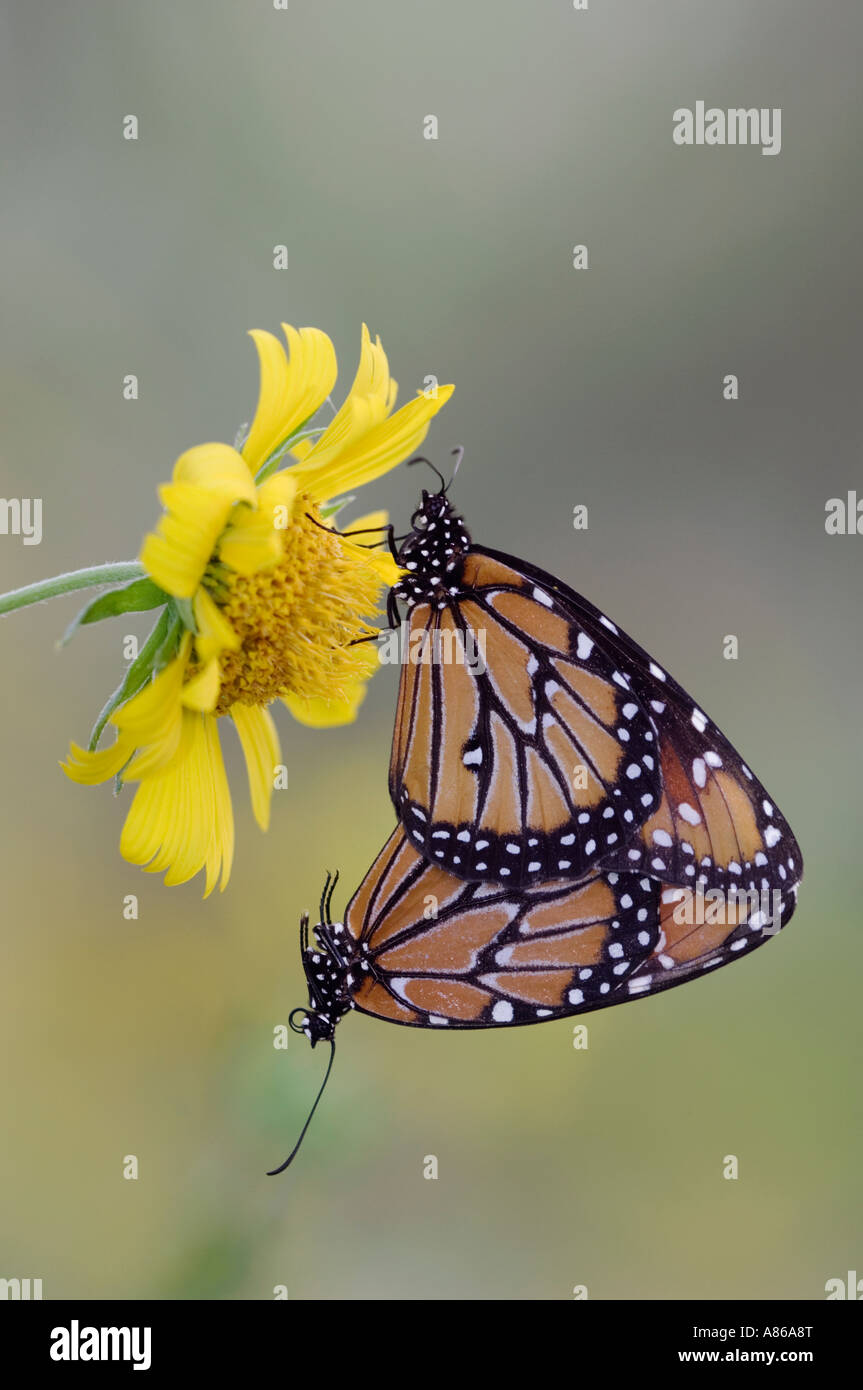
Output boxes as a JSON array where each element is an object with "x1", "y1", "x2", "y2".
[{"x1": 212, "y1": 501, "x2": 383, "y2": 715}]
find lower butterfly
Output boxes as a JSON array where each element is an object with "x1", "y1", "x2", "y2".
[{"x1": 267, "y1": 826, "x2": 797, "y2": 1173}]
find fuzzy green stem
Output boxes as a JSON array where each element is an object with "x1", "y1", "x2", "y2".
[{"x1": 0, "y1": 561, "x2": 145, "y2": 617}]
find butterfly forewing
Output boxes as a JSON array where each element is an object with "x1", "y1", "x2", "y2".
[
  {"x1": 389, "y1": 551, "x2": 663, "y2": 887},
  {"x1": 477, "y1": 547, "x2": 803, "y2": 902}
]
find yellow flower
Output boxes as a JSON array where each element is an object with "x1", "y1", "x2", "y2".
[{"x1": 63, "y1": 324, "x2": 454, "y2": 894}]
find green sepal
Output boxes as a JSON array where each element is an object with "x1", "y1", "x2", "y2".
[
  {"x1": 88, "y1": 608, "x2": 182, "y2": 752},
  {"x1": 171, "y1": 596, "x2": 197, "y2": 633},
  {"x1": 60, "y1": 577, "x2": 168, "y2": 648},
  {"x1": 254, "y1": 414, "x2": 330, "y2": 485},
  {"x1": 153, "y1": 610, "x2": 184, "y2": 672},
  {"x1": 320, "y1": 495, "x2": 356, "y2": 521}
]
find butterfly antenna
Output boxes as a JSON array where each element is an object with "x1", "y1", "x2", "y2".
[
  {"x1": 266, "y1": 1038, "x2": 337, "y2": 1176},
  {"x1": 449, "y1": 446, "x2": 465, "y2": 486},
  {"x1": 318, "y1": 872, "x2": 332, "y2": 924},
  {"x1": 324, "y1": 869, "x2": 340, "y2": 924},
  {"x1": 407, "y1": 455, "x2": 448, "y2": 494}
]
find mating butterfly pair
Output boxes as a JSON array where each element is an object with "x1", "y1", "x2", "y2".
[{"x1": 269, "y1": 466, "x2": 802, "y2": 1172}]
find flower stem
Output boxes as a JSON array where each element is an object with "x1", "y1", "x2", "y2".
[{"x1": 0, "y1": 561, "x2": 145, "y2": 617}]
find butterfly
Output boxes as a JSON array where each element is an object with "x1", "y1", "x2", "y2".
[
  {"x1": 387, "y1": 463, "x2": 802, "y2": 903},
  {"x1": 267, "y1": 825, "x2": 797, "y2": 1172}
]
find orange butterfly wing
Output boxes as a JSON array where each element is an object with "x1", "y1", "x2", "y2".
[
  {"x1": 340, "y1": 830, "x2": 796, "y2": 1029},
  {"x1": 516, "y1": 554, "x2": 804, "y2": 902},
  {"x1": 389, "y1": 552, "x2": 663, "y2": 887}
]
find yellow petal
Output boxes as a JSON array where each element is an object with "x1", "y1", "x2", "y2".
[
  {"x1": 119, "y1": 710, "x2": 234, "y2": 896},
  {"x1": 203, "y1": 713, "x2": 234, "y2": 895},
  {"x1": 329, "y1": 508, "x2": 402, "y2": 587},
  {"x1": 61, "y1": 732, "x2": 136, "y2": 785},
  {"x1": 241, "y1": 326, "x2": 337, "y2": 475},
  {"x1": 141, "y1": 494, "x2": 223, "y2": 598},
  {"x1": 122, "y1": 710, "x2": 184, "y2": 781},
  {"x1": 257, "y1": 469, "x2": 299, "y2": 513},
  {"x1": 141, "y1": 447, "x2": 256, "y2": 599},
  {"x1": 113, "y1": 638, "x2": 190, "y2": 744},
  {"x1": 193, "y1": 588, "x2": 240, "y2": 665},
  {"x1": 121, "y1": 712, "x2": 203, "y2": 881},
  {"x1": 364, "y1": 550, "x2": 403, "y2": 586},
  {"x1": 231, "y1": 703, "x2": 281, "y2": 831},
  {"x1": 218, "y1": 470, "x2": 297, "y2": 575},
  {"x1": 344, "y1": 508, "x2": 389, "y2": 538},
  {"x1": 291, "y1": 394, "x2": 386, "y2": 474},
  {"x1": 173, "y1": 443, "x2": 258, "y2": 500},
  {"x1": 282, "y1": 673, "x2": 372, "y2": 728},
  {"x1": 291, "y1": 385, "x2": 455, "y2": 504},
  {"x1": 181, "y1": 659, "x2": 221, "y2": 713},
  {"x1": 306, "y1": 325, "x2": 392, "y2": 456}
]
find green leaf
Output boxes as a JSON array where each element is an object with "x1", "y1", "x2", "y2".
[{"x1": 60, "y1": 578, "x2": 168, "y2": 648}]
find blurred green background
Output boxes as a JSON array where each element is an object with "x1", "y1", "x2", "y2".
[{"x1": 1, "y1": 0, "x2": 860, "y2": 1300}]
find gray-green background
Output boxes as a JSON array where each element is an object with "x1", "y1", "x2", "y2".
[{"x1": 1, "y1": 1, "x2": 860, "y2": 1299}]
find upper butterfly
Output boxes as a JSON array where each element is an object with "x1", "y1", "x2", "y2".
[{"x1": 387, "y1": 469, "x2": 802, "y2": 901}]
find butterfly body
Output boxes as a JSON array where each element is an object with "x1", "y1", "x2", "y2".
[{"x1": 295, "y1": 914, "x2": 355, "y2": 1045}]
